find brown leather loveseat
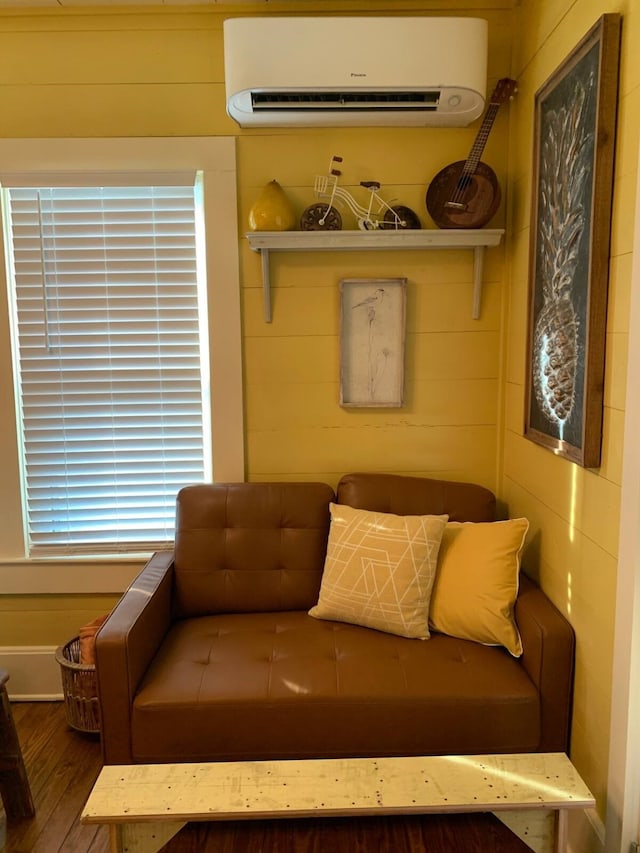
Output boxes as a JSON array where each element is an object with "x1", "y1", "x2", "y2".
[{"x1": 95, "y1": 473, "x2": 575, "y2": 766}]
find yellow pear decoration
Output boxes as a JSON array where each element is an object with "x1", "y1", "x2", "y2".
[{"x1": 249, "y1": 179, "x2": 296, "y2": 231}]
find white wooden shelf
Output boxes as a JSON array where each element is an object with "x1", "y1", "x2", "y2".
[{"x1": 246, "y1": 228, "x2": 505, "y2": 322}]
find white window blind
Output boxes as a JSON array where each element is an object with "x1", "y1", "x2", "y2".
[{"x1": 4, "y1": 182, "x2": 209, "y2": 555}]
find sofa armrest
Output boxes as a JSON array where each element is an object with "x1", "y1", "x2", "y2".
[
  {"x1": 515, "y1": 574, "x2": 575, "y2": 753},
  {"x1": 95, "y1": 550, "x2": 175, "y2": 764}
]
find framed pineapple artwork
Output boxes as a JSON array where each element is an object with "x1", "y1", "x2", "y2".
[{"x1": 525, "y1": 13, "x2": 621, "y2": 467}]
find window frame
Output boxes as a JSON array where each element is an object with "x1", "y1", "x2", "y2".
[{"x1": 0, "y1": 137, "x2": 244, "y2": 593}]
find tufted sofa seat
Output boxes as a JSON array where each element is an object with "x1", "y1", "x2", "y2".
[{"x1": 95, "y1": 473, "x2": 575, "y2": 766}]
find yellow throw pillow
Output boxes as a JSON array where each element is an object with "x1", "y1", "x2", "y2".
[
  {"x1": 429, "y1": 518, "x2": 529, "y2": 657},
  {"x1": 309, "y1": 503, "x2": 448, "y2": 639}
]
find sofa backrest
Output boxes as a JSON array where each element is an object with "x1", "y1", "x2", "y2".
[
  {"x1": 173, "y1": 482, "x2": 335, "y2": 617},
  {"x1": 173, "y1": 475, "x2": 496, "y2": 617},
  {"x1": 336, "y1": 473, "x2": 496, "y2": 522}
]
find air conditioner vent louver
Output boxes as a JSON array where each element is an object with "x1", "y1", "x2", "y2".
[
  {"x1": 251, "y1": 92, "x2": 440, "y2": 111},
  {"x1": 224, "y1": 17, "x2": 488, "y2": 128}
]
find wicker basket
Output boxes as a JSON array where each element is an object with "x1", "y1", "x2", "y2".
[{"x1": 55, "y1": 637, "x2": 100, "y2": 734}]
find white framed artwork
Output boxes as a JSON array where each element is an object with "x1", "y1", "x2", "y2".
[{"x1": 339, "y1": 278, "x2": 407, "y2": 408}]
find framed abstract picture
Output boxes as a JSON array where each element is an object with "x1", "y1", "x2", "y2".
[
  {"x1": 524, "y1": 14, "x2": 621, "y2": 467},
  {"x1": 339, "y1": 278, "x2": 406, "y2": 408}
]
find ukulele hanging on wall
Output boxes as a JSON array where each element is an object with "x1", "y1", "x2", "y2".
[{"x1": 426, "y1": 78, "x2": 518, "y2": 229}]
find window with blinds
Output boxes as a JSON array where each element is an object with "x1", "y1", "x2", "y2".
[{"x1": 3, "y1": 182, "x2": 209, "y2": 555}]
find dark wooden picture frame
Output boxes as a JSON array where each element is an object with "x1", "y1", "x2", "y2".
[{"x1": 524, "y1": 14, "x2": 621, "y2": 467}]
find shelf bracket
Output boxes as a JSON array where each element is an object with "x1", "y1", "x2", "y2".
[
  {"x1": 472, "y1": 247, "x2": 485, "y2": 321},
  {"x1": 260, "y1": 248, "x2": 272, "y2": 323}
]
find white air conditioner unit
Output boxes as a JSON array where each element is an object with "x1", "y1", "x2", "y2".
[{"x1": 223, "y1": 17, "x2": 488, "y2": 128}]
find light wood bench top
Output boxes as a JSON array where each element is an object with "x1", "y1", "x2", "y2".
[
  {"x1": 83, "y1": 753, "x2": 593, "y2": 823},
  {"x1": 82, "y1": 753, "x2": 595, "y2": 853}
]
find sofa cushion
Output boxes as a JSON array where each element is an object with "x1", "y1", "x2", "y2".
[
  {"x1": 309, "y1": 504, "x2": 447, "y2": 638},
  {"x1": 429, "y1": 519, "x2": 529, "y2": 657},
  {"x1": 131, "y1": 612, "x2": 541, "y2": 763},
  {"x1": 173, "y1": 482, "x2": 335, "y2": 617}
]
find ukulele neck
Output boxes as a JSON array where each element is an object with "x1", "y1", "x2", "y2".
[{"x1": 463, "y1": 102, "x2": 501, "y2": 175}]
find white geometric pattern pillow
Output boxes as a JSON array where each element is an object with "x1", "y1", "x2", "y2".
[{"x1": 309, "y1": 503, "x2": 448, "y2": 639}]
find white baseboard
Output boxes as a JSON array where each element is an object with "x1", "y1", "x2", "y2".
[
  {"x1": 568, "y1": 807, "x2": 605, "y2": 853},
  {"x1": 0, "y1": 645, "x2": 63, "y2": 700}
]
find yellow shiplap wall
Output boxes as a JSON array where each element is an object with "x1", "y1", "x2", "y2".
[
  {"x1": 0, "y1": 1, "x2": 514, "y2": 645},
  {"x1": 1, "y1": 0, "x2": 635, "y2": 835},
  {"x1": 502, "y1": 0, "x2": 637, "y2": 822}
]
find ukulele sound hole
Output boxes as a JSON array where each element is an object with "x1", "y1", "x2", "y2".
[{"x1": 445, "y1": 174, "x2": 475, "y2": 210}]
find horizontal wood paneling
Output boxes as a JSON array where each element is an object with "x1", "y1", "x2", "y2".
[
  {"x1": 0, "y1": 82, "x2": 234, "y2": 136},
  {"x1": 246, "y1": 378, "x2": 499, "y2": 428},
  {"x1": 0, "y1": 595, "x2": 118, "y2": 645},
  {"x1": 248, "y1": 425, "x2": 497, "y2": 479},
  {"x1": 0, "y1": 29, "x2": 224, "y2": 83}
]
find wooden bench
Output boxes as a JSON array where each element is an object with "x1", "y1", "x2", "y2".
[{"x1": 81, "y1": 752, "x2": 594, "y2": 853}]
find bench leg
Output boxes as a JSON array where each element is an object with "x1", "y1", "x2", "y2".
[
  {"x1": 494, "y1": 808, "x2": 566, "y2": 853},
  {"x1": 555, "y1": 810, "x2": 568, "y2": 852},
  {"x1": 109, "y1": 820, "x2": 186, "y2": 853}
]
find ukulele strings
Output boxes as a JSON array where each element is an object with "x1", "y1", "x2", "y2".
[{"x1": 448, "y1": 103, "x2": 501, "y2": 206}]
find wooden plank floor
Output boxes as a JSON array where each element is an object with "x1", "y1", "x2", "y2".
[{"x1": 5, "y1": 701, "x2": 530, "y2": 852}]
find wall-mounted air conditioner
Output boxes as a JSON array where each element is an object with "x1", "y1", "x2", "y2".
[{"x1": 223, "y1": 17, "x2": 488, "y2": 128}]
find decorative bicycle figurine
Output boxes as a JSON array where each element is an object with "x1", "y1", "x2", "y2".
[{"x1": 300, "y1": 156, "x2": 421, "y2": 231}]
